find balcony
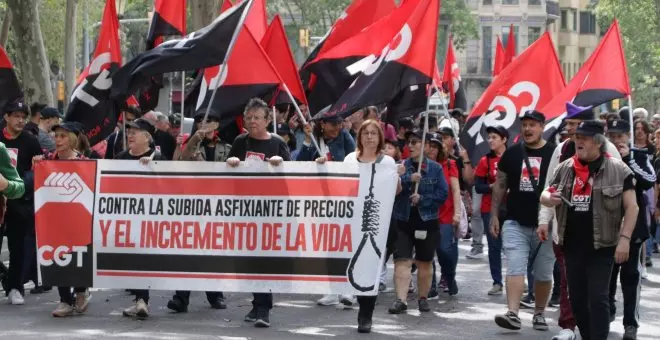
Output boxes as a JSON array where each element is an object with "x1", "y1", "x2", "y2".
[{"x1": 546, "y1": 1, "x2": 560, "y2": 20}]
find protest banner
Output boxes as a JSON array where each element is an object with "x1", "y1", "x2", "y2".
[{"x1": 34, "y1": 160, "x2": 398, "y2": 295}]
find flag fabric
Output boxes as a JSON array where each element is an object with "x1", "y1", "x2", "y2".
[
  {"x1": 540, "y1": 20, "x2": 631, "y2": 131},
  {"x1": 459, "y1": 32, "x2": 565, "y2": 164},
  {"x1": 319, "y1": 0, "x2": 440, "y2": 119},
  {"x1": 146, "y1": 0, "x2": 187, "y2": 49},
  {"x1": 504, "y1": 24, "x2": 516, "y2": 66},
  {"x1": 305, "y1": 0, "x2": 420, "y2": 115},
  {"x1": 442, "y1": 38, "x2": 467, "y2": 111},
  {"x1": 221, "y1": 0, "x2": 234, "y2": 13},
  {"x1": 493, "y1": 36, "x2": 505, "y2": 76},
  {"x1": 110, "y1": 0, "x2": 252, "y2": 103},
  {"x1": 244, "y1": 0, "x2": 268, "y2": 40},
  {"x1": 261, "y1": 15, "x2": 307, "y2": 105},
  {"x1": 0, "y1": 46, "x2": 22, "y2": 111},
  {"x1": 195, "y1": 27, "x2": 282, "y2": 127},
  {"x1": 65, "y1": 0, "x2": 122, "y2": 145}
]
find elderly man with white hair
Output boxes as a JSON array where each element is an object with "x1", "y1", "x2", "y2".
[
  {"x1": 633, "y1": 107, "x2": 649, "y2": 121},
  {"x1": 142, "y1": 111, "x2": 176, "y2": 159}
]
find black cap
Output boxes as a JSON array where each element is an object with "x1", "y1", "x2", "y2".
[
  {"x1": 397, "y1": 117, "x2": 414, "y2": 130},
  {"x1": 520, "y1": 110, "x2": 546, "y2": 123},
  {"x1": 40, "y1": 107, "x2": 62, "y2": 119},
  {"x1": 52, "y1": 121, "x2": 83, "y2": 135},
  {"x1": 618, "y1": 107, "x2": 631, "y2": 122},
  {"x1": 194, "y1": 108, "x2": 220, "y2": 122},
  {"x1": 3, "y1": 100, "x2": 28, "y2": 115},
  {"x1": 438, "y1": 127, "x2": 455, "y2": 138},
  {"x1": 320, "y1": 114, "x2": 342, "y2": 123},
  {"x1": 449, "y1": 108, "x2": 466, "y2": 118},
  {"x1": 404, "y1": 129, "x2": 424, "y2": 140},
  {"x1": 486, "y1": 125, "x2": 509, "y2": 139},
  {"x1": 126, "y1": 119, "x2": 156, "y2": 136},
  {"x1": 606, "y1": 119, "x2": 630, "y2": 134},
  {"x1": 575, "y1": 120, "x2": 605, "y2": 137},
  {"x1": 426, "y1": 132, "x2": 442, "y2": 147}
]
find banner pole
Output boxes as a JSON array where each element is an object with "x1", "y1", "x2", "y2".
[
  {"x1": 282, "y1": 83, "x2": 323, "y2": 157},
  {"x1": 168, "y1": 72, "x2": 173, "y2": 115},
  {"x1": 181, "y1": 70, "x2": 185, "y2": 132},
  {"x1": 122, "y1": 111, "x2": 127, "y2": 151},
  {"x1": 414, "y1": 90, "x2": 432, "y2": 194},
  {"x1": 628, "y1": 94, "x2": 635, "y2": 158},
  {"x1": 201, "y1": 0, "x2": 254, "y2": 124},
  {"x1": 273, "y1": 106, "x2": 277, "y2": 133}
]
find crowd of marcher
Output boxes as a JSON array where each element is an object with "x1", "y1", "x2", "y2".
[{"x1": 0, "y1": 96, "x2": 658, "y2": 339}]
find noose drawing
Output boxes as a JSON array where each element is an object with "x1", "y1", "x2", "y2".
[{"x1": 347, "y1": 163, "x2": 382, "y2": 292}]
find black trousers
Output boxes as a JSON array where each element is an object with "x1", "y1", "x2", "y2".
[
  {"x1": 58, "y1": 287, "x2": 86, "y2": 305},
  {"x1": 4, "y1": 213, "x2": 28, "y2": 294},
  {"x1": 252, "y1": 293, "x2": 272, "y2": 310},
  {"x1": 134, "y1": 290, "x2": 149, "y2": 303},
  {"x1": 564, "y1": 246, "x2": 615, "y2": 340},
  {"x1": 174, "y1": 290, "x2": 224, "y2": 305},
  {"x1": 22, "y1": 231, "x2": 38, "y2": 285},
  {"x1": 609, "y1": 241, "x2": 642, "y2": 328}
]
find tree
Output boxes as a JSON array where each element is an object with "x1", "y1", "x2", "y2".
[
  {"x1": 0, "y1": 10, "x2": 10, "y2": 47},
  {"x1": 64, "y1": 0, "x2": 78, "y2": 108},
  {"x1": 595, "y1": 0, "x2": 660, "y2": 112},
  {"x1": 7, "y1": 0, "x2": 54, "y2": 105},
  {"x1": 190, "y1": 0, "x2": 218, "y2": 31}
]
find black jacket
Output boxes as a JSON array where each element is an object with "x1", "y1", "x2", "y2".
[{"x1": 623, "y1": 149, "x2": 656, "y2": 242}]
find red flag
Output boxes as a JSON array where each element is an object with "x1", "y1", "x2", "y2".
[
  {"x1": 241, "y1": 0, "x2": 268, "y2": 41},
  {"x1": 504, "y1": 24, "x2": 516, "y2": 66},
  {"x1": 460, "y1": 32, "x2": 565, "y2": 163},
  {"x1": 261, "y1": 15, "x2": 307, "y2": 105},
  {"x1": 442, "y1": 38, "x2": 467, "y2": 110},
  {"x1": 220, "y1": 0, "x2": 234, "y2": 13},
  {"x1": 147, "y1": 0, "x2": 187, "y2": 49},
  {"x1": 0, "y1": 46, "x2": 22, "y2": 110},
  {"x1": 493, "y1": 36, "x2": 505, "y2": 76},
  {"x1": 66, "y1": 0, "x2": 122, "y2": 145},
  {"x1": 322, "y1": 0, "x2": 440, "y2": 118},
  {"x1": 540, "y1": 20, "x2": 630, "y2": 130}
]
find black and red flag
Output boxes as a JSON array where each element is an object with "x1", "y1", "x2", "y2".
[
  {"x1": 65, "y1": 0, "x2": 122, "y2": 145},
  {"x1": 301, "y1": 0, "x2": 396, "y2": 112},
  {"x1": 319, "y1": 0, "x2": 440, "y2": 119},
  {"x1": 195, "y1": 26, "x2": 282, "y2": 127},
  {"x1": 221, "y1": 0, "x2": 234, "y2": 13},
  {"x1": 261, "y1": 15, "x2": 307, "y2": 105},
  {"x1": 0, "y1": 46, "x2": 22, "y2": 111},
  {"x1": 139, "y1": 0, "x2": 187, "y2": 113},
  {"x1": 459, "y1": 33, "x2": 565, "y2": 164},
  {"x1": 110, "y1": 0, "x2": 253, "y2": 103},
  {"x1": 442, "y1": 37, "x2": 467, "y2": 111},
  {"x1": 540, "y1": 20, "x2": 630, "y2": 130}
]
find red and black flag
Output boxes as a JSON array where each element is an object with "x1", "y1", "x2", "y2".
[
  {"x1": 0, "y1": 46, "x2": 22, "y2": 111},
  {"x1": 442, "y1": 37, "x2": 467, "y2": 111},
  {"x1": 493, "y1": 36, "x2": 505, "y2": 77},
  {"x1": 319, "y1": 0, "x2": 440, "y2": 119},
  {"x1": 195, "y1": 27, "x2": 282, "y2": 127},
  {"x1": 300, "y1": 0, "x2": 396, "y2": 112},
  {"x1": 110, "y1": 0, "x2": 253, "y2": 103},
  {"x1": 459, "y1": 33, "x2": 565, "y2": 164},
  {"x1": 221, "y1": 0, "x2": 234, "y2": 13},
  {"x1": 540, "y1": 20, "x2": 630, "y2": 129},
  {"x1": 261, "y1": 15, "x2": 307, "y2": 105},
  {"x1": 65, "y1": 0, "x2": 122, "y2": 145}
]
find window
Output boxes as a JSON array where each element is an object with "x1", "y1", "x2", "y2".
[
  {"x1": 579, "y1": 11, "x2": 596, "y2": 34},
  {"x1": 528, "y1": 0, "x2": 541, "y2": 5},
  {"x1": 482, "y1": 26, "x2": 492, "y2": 74},
  {"x1": 483, "y1": 0, "x2": 492, "y2": 5},
  {"x1": 502, "y1": 0, "x2": 519, "y2": 4},
  {"x1": 501, "y1": 25, "x2": 519, "y2": 51},
  {"x1": 528, "y1": 27, "x2": 541, "y2": 46},
  {"x1": 561, "y1": 9, "x2": 568, "y2": 30},
  {"x1": 572, "y1": 9, "x2": 577, "y2": 31}
]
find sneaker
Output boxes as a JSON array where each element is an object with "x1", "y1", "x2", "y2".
[
  {"x1": 30, "y1": 285, "x2": 52, "y2": 294},
  {"x1": 357, "y1": 315, "x2": 372, "y2": 333},
  {"x1": 428, "y1": 285, "x2": 439, "y2": 300},
  {"x1": 447, "y1": 279, "x2": 459, "y2": 296},
  {"x1": 123, "y1": 299, "x2": 149, "y2": 318},
  {"x1": 339, "y1": 295, "x2": 356, "y2": 308},
  {"x1": 645, "y1": 257, "x2": 653, "y2": 267},
  {"x1": 254, "y1": 308, "x2": 270, "y2": 328},
  {"x1": 378, "y1": 282, "x2": 386, "y2": 292},
  {"x1": 520, "y1": 294, "x2": 535, "y2": 309},
  {"x1": 418, "y1": 298, "x2": 430, "y2": 312},
  {"x1": 548, "y1": 293, "x2": 560, "y2": 307},
  {"x1": 244, "y1": 307, "x2": 257, "y2": 322},
  {"x1": 166, "y1": 296, "x2": 188, "y2": 313},
  {"x1": 552, "y1": 328, "x2": 577, "y2": 340},
  {"x1": 438, "y1": 278, "x2": 448, "y2": 292},
  {"x1": 388, "y1": 299, "x2": 407, "y2": 314},
  {"x1": 623, "y1": 325, "x2": 637, "y2": 340},
  {"x1": 52, "y1": 302, "x2": 74, "y2": 317},
  {"x1": 641, "y1": 266, "x2": 649, "y2": 280},
  {"x1": 209, "y1": 298, "x2": 227, "y2": 310},
  {"x1": 74, "y1": 291, "x2": 90, "y2": 313},
  {"x1": 532, "y1": 313, "x2": 549, "y2": 331},
  {"x1": 466, "y1": 247, "x2": 484, "y2": 259},
  {"x1": 488, "y1": 283, "x2": 503, "y2": 296},
  {"x1": 317, "y1": 294, "x2": 339, "y2": 306},
  {"x1": 8, "y1": 289, "x2": 24, "y2": 305},
  {"x1": 494, "y1": 311, "x2": 522, "y2": 330}
]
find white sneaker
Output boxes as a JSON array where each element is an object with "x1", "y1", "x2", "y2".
[
  {"x1": 123, "y1": 299, "x2": 149, "y2": 318},
  {"x1": 8, "y1": 289, "x2": 24, "y2": 305},
  {"x1": 339, "y1": 295, "x2": 357, "y2": 308},
  {"x1": 466, "y1": 248, "x2": 485, "y2": 259},
  {"x1": 551, "y1": 328, "x2": 576, "y2": 340},
  {"x1": 641, "y1": 266, "x2": 648, "y2": 280},
  {"x1": 316, "y1": 294, "x2": 339, "y2": 306}
]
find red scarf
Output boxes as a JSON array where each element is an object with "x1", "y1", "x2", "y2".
[
  {"x1": 572, "y1": 155, "x2": 590, "y2": 193},
  {"x1": 2, "y1": 128, "x2": 15, "y2": 140}
]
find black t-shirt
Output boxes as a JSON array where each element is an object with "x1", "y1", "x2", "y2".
[
  {"x1": 565, "y1": 156, "x2": 634, "y2": 250},
  {"x1": 153, "y1": 130, "x2": 176, "y2": 160},
  {"x1": 227, "y1": 133, "x2": 291, "y2": 161},
  {"x1": 0, "y1": 130, "x2": 43, "y2": 178},
  {"x1": 498, "y1": 142, "x2": 555, "y2": 226},
  {"x1": 115, "y1": 148, "x2": 168, "y2": 161}
]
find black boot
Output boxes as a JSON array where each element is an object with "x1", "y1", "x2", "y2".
[
  {"x1": 166, "y1": 296, "x2": 188, "y2": 313},
  {"x1": 357, "y1": 315, "x2": 372, "y2": 333}
]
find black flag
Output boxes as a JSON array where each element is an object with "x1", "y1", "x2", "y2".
[
  {"x1": 0, "y1": 46, "x2": 22, "y2": 111},
  {"x1": 110, "y1": 0, "x2": 252, "y2": 102}
]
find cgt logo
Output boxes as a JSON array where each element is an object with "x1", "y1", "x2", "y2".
[
  {"x1": 34, "y1": 172, "x2": 94, "y2": 214},
  {"x1": 38, "y1": 245, "x2": 88, "y2": 267}
]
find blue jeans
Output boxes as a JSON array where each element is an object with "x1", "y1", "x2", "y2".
[
  {"x1": 437, "y1": 224, "x2": 458, "y2": 286},
  {"x1": 482, "y1": 213, "x2": 502, "y2": 286}
]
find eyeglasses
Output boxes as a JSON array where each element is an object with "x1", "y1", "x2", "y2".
[
  {"x1": 244, "y1": 115, "x2": 267, "y2": 121},
  {"x1": 408, "y1": 139, "x2": 420, "y2": 146}
]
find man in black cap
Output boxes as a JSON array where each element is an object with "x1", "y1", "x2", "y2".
[
  {"x1": 541, "y1": 120, "x2": 638, "y2": 340},
  {"x1": 491, "y1": 110, "x2": 556, "y2": 332},
  {"x1": 105, "y1": 105, "x2": 142, "y2": 159},
  {"x1": 36, "y1": 107, "x2": 61, "y2": 153},
  {"x1": 605, "y1": 119, "x2": 655, "y2": 340},
  {"x1": 449, "y1": 108, "x2": 467, "y2": 131},
  {"x1": 0, "y1": 100, "x2": 43, "y2": 305}
]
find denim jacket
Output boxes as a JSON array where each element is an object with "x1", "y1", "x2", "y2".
[
  {"x1": 296, "y1": 129, "x2": 356, "y2": 161},
  {"x1": 393, "y1": 157, "x2": 449, "y2": 222}
]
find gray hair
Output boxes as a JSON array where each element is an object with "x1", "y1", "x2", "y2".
[
  {"x1": 594, "y1": 133, "x2": 607, "y2": 154},
  {"x1": 243, "y1": 97, "x2": 272, "y2": 121}
]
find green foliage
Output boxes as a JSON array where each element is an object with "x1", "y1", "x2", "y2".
[{"x1": 595, "y1": 0, "x2": 660, "y2": 111}]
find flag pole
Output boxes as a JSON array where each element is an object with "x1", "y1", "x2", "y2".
[
  {"x1": 414, "y1": 88, "x2": 432, "y2": 194},
  {"x1": 201, "y1": 0, "x2": 254, "y2": 124},
  {"x1": 122, "y1": 111, "x2": 127, "y2": 151},
  {"x1": 281, "y1": 83, "x2": 322, "y2": 156},
  {"x1": 273, "y1": 106, "x2": 277, "y2": 133},
  {"x1": 628, "y1": 94, "x2": 635, "y2": 158},
  {"x1": 168, "y1": 72, "x2": 173, "y2": 115},
  {"x1": 181, "y1": 71, "x2": 185, "y2": 130}
]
